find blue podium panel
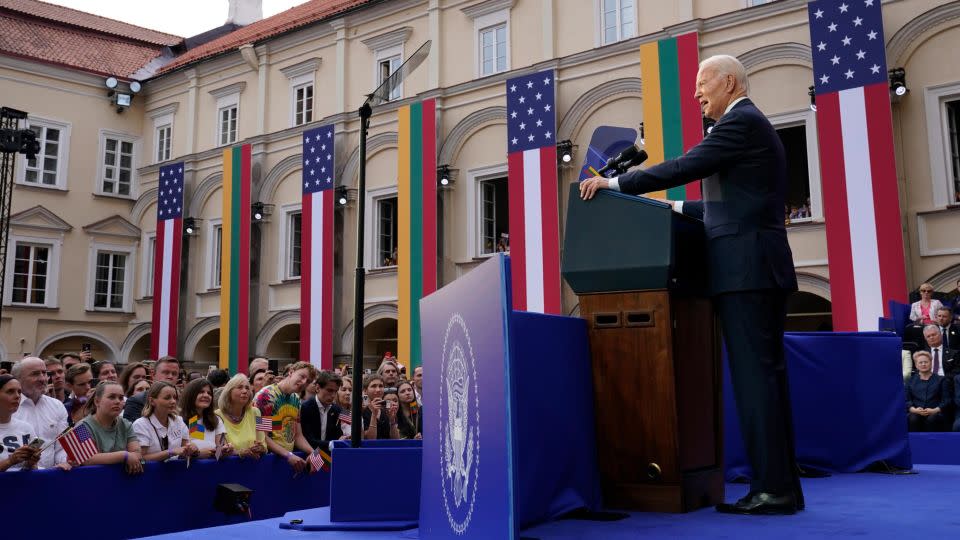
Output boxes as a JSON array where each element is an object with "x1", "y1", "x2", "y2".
[
  {"x1": 329, "y1": 440, "x2": 423, "y2": 522},
  {"x1": 420, "y1": 255, "x2": 516, "y2": 539},
  {"x1": 724, "y1": 332, "x2": 912, "y2": 479}
]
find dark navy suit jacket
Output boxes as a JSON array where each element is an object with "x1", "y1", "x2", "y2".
[{"x1": 618, "y1": 98, "x2": 797, "y2": 295}]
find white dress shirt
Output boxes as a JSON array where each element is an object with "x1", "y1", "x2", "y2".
[
  {"x1": 13, "y1": 394, "x2": 68, "y2": 468},
  {"x1": 318, "y1": 402, "x2": 331, "y2": 437},
  {"x1": 607, "y1": 95, "x2": 750, "y2": 213}
]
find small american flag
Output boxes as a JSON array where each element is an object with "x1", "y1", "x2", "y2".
[
  {"x1": 256, "y1": 415, "x2": 274, "y2": 432},
  {"x1": 338, "y1": 411, "x2": 351, "y2": 425},
  {"x1": 309, "y1": 449, "x2": 330, "y2": 473},
  {"x1": 59, "y1": 424, "x2": 98, "y2": 464}
]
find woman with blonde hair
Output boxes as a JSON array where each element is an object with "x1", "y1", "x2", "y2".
[
  {"x1": 132, "y1": 381, "x2": 197, "y2": 462},
  {"x1": 910, "y1": 283, "x2": 943, "y2": 326},
  {"x1": 215, "y1": 374, "x2": 267, "y2": 458}
]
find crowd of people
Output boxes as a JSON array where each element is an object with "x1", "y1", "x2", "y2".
[
  {"x1": 903, "y1": 281, "x2": 960, "y2": 432},
  {"x1": 0, "y1": 352, "x2": 423, "y2": 473}
]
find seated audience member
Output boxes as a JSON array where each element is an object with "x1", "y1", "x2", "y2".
[
  {"x1": 179, "y1": 378, "x2": 230, "y2": 458},
  {"x1": 44, "y1": 357, "x2": 67, "y2": 402},
  {"x1": 906, "y1": 351, "x2": 949, "y2": 432},
  {"x1": 254, "y1": 362, "x2": 316, "y2": 472},
  {"x1": 92, "y1": 361, "x2": 118, "y2": 383},
  {"x1": 61, "y1": 353, "x2": 82, "y2": 373},
  {"x1": 0, "y1": 376, "x2": 40, "y2": 472},
  {"x1": 301, "y1": 371, "x2": 345, "y2": 451},
  {"x1": 378, "y1": 360, "x2": 401, "y2": 389},
  {"x1": 396, "y1": 381, "x2": 422, "y2": 440},
  {"x1": 949, "y1": 279, "x2": 960, "y2": 324},
  {"x1": 361, "y1": 374, "x2": 399, "y2": 440},
  {"x1": 922, "y1": 325, "x2": 959, "y2": 381},
  {"x1": 910, "y1": 284, "x2": 943, "y2": 326},
  {"x1": 64, "y1": 363, "x2": 94, "y2": 426},
  {"x1": 12, "y1": 357, "x2": 68, "y2": 469},
  {"x1": 76, "y1": 382, "x2": 142, "y2": 474},
  {"x1": 935, "y1": 307, "x2": 960, "y2": 350},
  {"x1": 124, "y1": 356, "x2": 180, "y2": 421},
  {"x1": 119, "y1": 362, "x2": 149, "y2": 398},
  {"x1": 216, "y1": 374, "x2": 267, "y2": 458},
  {"x1": 249, "y1": 369, "x2": 267, "y2": 395},
  {"x1": 133, "y1": 381, "x2": 197, "y2": 462},
  {"x1": 248, "y1": 356, "x2": 269, "y2": 377}
]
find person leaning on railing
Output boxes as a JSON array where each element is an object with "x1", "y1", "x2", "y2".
[
  {"x1": 0, "y1": 375, "x2": 40, "y2": 472},
  {"x1": 75, "y1": 382, "x2": 143, "y2": 474},
  {"x1": 133, "y1": 382, "x2": 197, "y2": 462},
  {"x1": 215, "y1": 374, "x2": 267, "y2": 459},
  {"x1": 179, "y1": 378, "x2": 231, "y2": 459}
]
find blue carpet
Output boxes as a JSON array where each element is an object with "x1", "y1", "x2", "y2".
[{"x1": 138, "y1": 465, "x2": 960, "y2": 540}]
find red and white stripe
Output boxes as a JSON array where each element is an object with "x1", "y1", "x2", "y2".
[
  {"x1": 815, "y1": 82, "x2": 907, "y2": 331},
  {"x1": 151, "y1": 217, "x2": 182, "y2": 358},
  {"x1": 507, "y1": 146, "x2": 561, "y2": 314},
  {"x1": 300, "y1": 188, "x2": 334, "y2": 369}
]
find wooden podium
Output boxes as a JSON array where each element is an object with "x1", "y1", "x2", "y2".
[{"x1": 561, "y1": 184, "x2": 723, "y2": 513}]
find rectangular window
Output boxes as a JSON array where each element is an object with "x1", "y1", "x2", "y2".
[
  {"x1": 479, "y1": 177, "x2": 510, "y2": 255},
  {"x1": 288, "y1": 211, "x2": 302, "y2": 278},
  {"x1": 155, "y1": 124, "x2": 171, "y2": 163},
  {"x1": 601, "y1": 0, "x2": 634, "y2": 45},
  {"x1": 480, "y1": 24, "x2": 507, "y2": 76},
  {"x1": 293, "y1": 84, "x2": 314, "y2": 126},
  {"x1": 11, "y1": 243, "x2": 49, "y2": 305},
  {"x1": 93, "y1": 251, "x2": 127, "y2": 310},
  {"x1": 101, "y1": 136, "x2": 134, "y2": 196},
  {"x1": 24, "y1": 124, "x2": 62, "y2": 186},
  {"x1": 378, "y1": 56, "x2": 402, "y2": 102},
  {"x1": 212, "y1": 224, "x2": 223, "y2": 288},
  {"x1": 218, "y1": 105, "x2": 238, "y2": 146},
  {"x1": 377, "y1": 197, "x2": 398, "y2": 267},
  {"x1": 777, "y1": 124, "x2": 813, "y2": 224},
  {"x1": 946, "y1": 99, "x2": 960, "y2": 203}
]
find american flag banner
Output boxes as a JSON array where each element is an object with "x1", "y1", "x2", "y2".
[
  {"x1": 506, "y1": 69, "x2": 561, "y2": 314},
  {"x1": 256, "y1": 415, "x2": 274, "y2": 432},
  {"x1": 300, "y1": 124, "x2": 335, "y2": 369},
  {"x1": 151, "y1": 162, "x2": 184, "y2": 359},
  {"x1": 807, "y1": 0, "x2": 907, "y2": 330},
  {"x1": 59, "y1": 423, "x2": 98, "y2": 464}
]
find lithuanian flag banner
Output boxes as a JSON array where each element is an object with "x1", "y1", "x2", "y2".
[
  {"x1": 639, "y1": 32, "x2": 703, "y2": 201},
  {"x1": 219, "y1": 144, "x2": 252, "y2": 373},
  {"x1": 397, "y1": 99, "x2": 437, "y2": 370}
]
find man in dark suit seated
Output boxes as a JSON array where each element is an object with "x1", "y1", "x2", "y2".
[
  {"x1": 580, "y1": 54, "x2": 801, "y2": 515},
  {"x1": 935, "y1": 307, "x2": 960, "y2": 350},
  {"x1": 300, "y1": 370, "x2": 345, "y2": 451},
  {"x1": 906, "y1": 351, "x2": 949, "y2": 432},
  {"x1": 920, "y1": 325, "x2": 959, "y2": 382}
]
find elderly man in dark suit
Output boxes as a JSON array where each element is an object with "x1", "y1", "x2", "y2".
[{"x1": 581, "y1": 55, "x2": 802, "y2": 515}]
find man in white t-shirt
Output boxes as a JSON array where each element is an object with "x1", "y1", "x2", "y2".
[{"x1": 12, "y1": 357, "x2": 68, "y2": 469}]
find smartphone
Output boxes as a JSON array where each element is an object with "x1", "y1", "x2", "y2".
[
  {"x1": 81, "y1": 343, "x2": 92, "y2": 353},
  {"x1": 91, "y1": 378, "x2": 100, "y2": 388},
  {"x1": 362, "y1": 395, "x2": 369, "y2": 404},
  {"x1": 28, "y1": 438, "x2": 44, "y2": 449}
]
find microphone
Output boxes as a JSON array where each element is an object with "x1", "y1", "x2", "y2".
[
  {"x1": 596, "y1": 145, "x2": 641, "y2": 176},
  {"x1": 617, "y1": 148, "x2": 648, "y2": 172}
]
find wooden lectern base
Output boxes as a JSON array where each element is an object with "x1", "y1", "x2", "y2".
[{"x1": 580, "y1": 290, "x2": 724, "y2": 513}]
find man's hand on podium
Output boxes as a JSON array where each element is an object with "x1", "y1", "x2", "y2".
[{"x1": 579, "y1": 176, "x2": 610, "y2": 200}]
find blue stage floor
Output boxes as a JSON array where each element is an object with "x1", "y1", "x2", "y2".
[{"x1": 138, "y1": 464, "x2": 960, "y2": 540}]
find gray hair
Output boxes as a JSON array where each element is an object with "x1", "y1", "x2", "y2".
[
  {"x1": 11, "y1": 356, "x2": 44, "y2": 379},
  {"x1": 922, "y1": 324, "x2": 940, "y2": 335},
  {"x1": 913, "y1": 350, "x2": 932, "y2": 362},
  {"x1": 700, "y1": 54, "x2": 749, "y2": 94}
]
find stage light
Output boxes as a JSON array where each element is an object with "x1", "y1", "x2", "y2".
[
  {"x1": 130, "y1": 81, "x2": 142, "y2": 93},
  {"x1": 889, "y1": 68, "x2": 908, "y2": 98},
  {"x1": 252, "y1": 202, "x2": 265, "y2": 222},
  {"x1": 808, "y1": 86, "x2": 817, "y2": 112},
  {"x1": 337, "y1": 186, "x2": 349, "y2": 206},
  {"x1": 105, "y1": 77, "x2": 118, "y2": 89},
  {"x1": 183, "y1": 217, "x2": 199, "y2": 236},
  {"x1": 557, "y1": 140, "x2": 573, "y2": 164},
  {"x1": 437, "y1": 165, "x2": 450, "y2": 186},
  {"x1": 639, "y1": 122, "x2": 645, "y2": 146}
]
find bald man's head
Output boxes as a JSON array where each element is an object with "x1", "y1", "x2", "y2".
[{"x1": 695, "y1": 55, "x2": 750, "y2": 121}]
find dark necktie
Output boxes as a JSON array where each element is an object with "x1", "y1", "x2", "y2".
[
  {"x1": 933, "y1": 348, "x2": 941, "y2": 375},
  {"x1": 942, "y1": 327, "x2": 949, "y2": 348}
]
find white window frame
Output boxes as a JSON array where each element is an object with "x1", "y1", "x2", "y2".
[
  {"x1": 96, "y1": 129, "x2": 139, "y2": 199},
  {"x1": 15, "y1": 116, "x2": 71, "y2": 190},
  {"x1": 595, "y1": 0, "x2": 637, "y2": 47},
  {"x1": 768, "y1": 110, "x2": 823, "y2": 223},
  {"x1": 278, "y1": 203, "x2": 303, "y2": 281},
  {"x1": 924, "y1": 81, "x2": 960, "y2": 207},
  {"x1": 86, "y1": 241, "x2": 135, "y2": 312},
  {"x1": 3, "y1": 235, "x2": 62, "y2": 308},
  {"x1": 153, "y1": 112, "x2": 173, "y2": 164},
  {"x1": 207, "y1": 219, "x2": 223, "y2": 290},
  {"x1": 475, "y1": 9, "x2": 510, "y2": 78},
  {"x1": 374, "y1": 45, "x2": 404, "y2": 102},
  {"x1": 290, "y1": 73, "x2": 315, "y2": 127},
  {"x1": 364, "y1": 186, "x2": 399, "y2": 269},
  {"x1": 140, "y1": 232, "x2": 156, "y2": 299},
  {"x1": 466, "y1": 163, "x2": 509, "y2": 259}
]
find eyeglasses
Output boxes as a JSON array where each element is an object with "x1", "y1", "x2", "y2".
[{"x1": 921, "y1": 289, "x2": 933, "y2": 293}]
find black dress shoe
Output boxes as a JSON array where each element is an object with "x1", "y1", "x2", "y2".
[{"x1": 716, "y1": 492, "x2": 797, "y2": 515}]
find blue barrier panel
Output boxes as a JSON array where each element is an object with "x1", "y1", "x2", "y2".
[
  {"x1": 1, "y1": 454, "x2": 328, "y2": 539},
  {"x1": 724, "y1": 331, "x2": 912, "y2": 480},
  {"x1": 329, "y1": 440, "x2": 423, "y2": 522}
]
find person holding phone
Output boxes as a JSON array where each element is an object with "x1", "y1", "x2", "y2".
[
  {"x1": 361, "y1": 374, "x2": 399, "y2": 440},
  {"x1": 0, "y1": 375, "x2": 41, "y2": 471}
]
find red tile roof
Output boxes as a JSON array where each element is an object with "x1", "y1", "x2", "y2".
[
  {"x1": 0, "y1": 0, "x2": 182, "y2": 45},
  {"x1": 160, "y1": 0, "x2": 372, "y2": 74}
]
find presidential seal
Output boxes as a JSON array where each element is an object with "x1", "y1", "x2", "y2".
[{"x1": 439, "y1": 312, "x2": 480, "y2": 535}]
